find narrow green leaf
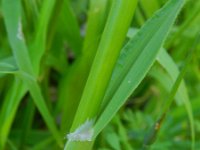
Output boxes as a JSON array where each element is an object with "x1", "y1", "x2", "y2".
[
  {"x1": 56, "y1": 0, "x2": 82, "y2": 55},
  {"x1": 30, "y1": 0, "x2": 56, "y2": 75},
  {"x1": 166, "y1": 0, "x2": 200, "y2": 48},
  {"x1": 16, "y1": 72, "x2": 63, "y2": 147},
  {"x1": 155, "y1": 48, "x2": 195, "y2": 148},
  {"x1": 156, "y1": 49, "x2": 189, "y2": 105},
  {"x1": 19, "y1": 98, "x2": 35, "y2": 149},
  {"x1": 143, "y1": 33, "x2": 200, "y2": 150},
  {"x1": 94, "y1": 0, "x2": 185, "y2": 137},
  {"x1": 59, "y1": 0, "x2": 109, "y2": 132},
  {"x1": 0, "y1": 57, "x2": 18, "y2": 74},
  {"x1": 2, "y1": 0, "x2": 33, "y2": 75},
  {"x1": 82, "y1": 0, "x2": 111, "y2": 55},
  {"x1": 0, "y1": 79, "x2": 26, "y2": 149}
]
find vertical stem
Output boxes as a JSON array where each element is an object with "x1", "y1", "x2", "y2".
[{"x1": 64, "y1": 0, "x2": 138, "y2": 149}]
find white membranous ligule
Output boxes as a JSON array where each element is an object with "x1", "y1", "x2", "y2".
[
  {"x1": 67, "y1": 119, "x2": 94, "y2": 142},
  {"x1": 17, "y1": 18, "x2": 24, "y2": 41}
]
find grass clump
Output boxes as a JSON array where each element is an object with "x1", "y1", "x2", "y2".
[{"x1": 0, "y1": 0, "x2": 200, "y2": 150}]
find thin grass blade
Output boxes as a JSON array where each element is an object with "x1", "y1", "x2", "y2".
[
  {"x1": 0, "y1": 57, "x2": 18, "y2": 74},
  {"x1": 156, "y1": 48, "x2": 195, "y2": 147}
]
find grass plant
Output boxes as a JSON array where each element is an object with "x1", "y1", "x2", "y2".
[{"x1": 0, "y1": 0, "x2": 200, "y2": 150}]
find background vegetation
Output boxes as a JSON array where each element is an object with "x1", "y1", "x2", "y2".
[{"x1": 0, "y1": 0, "x2": 200, "y2": 150}]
